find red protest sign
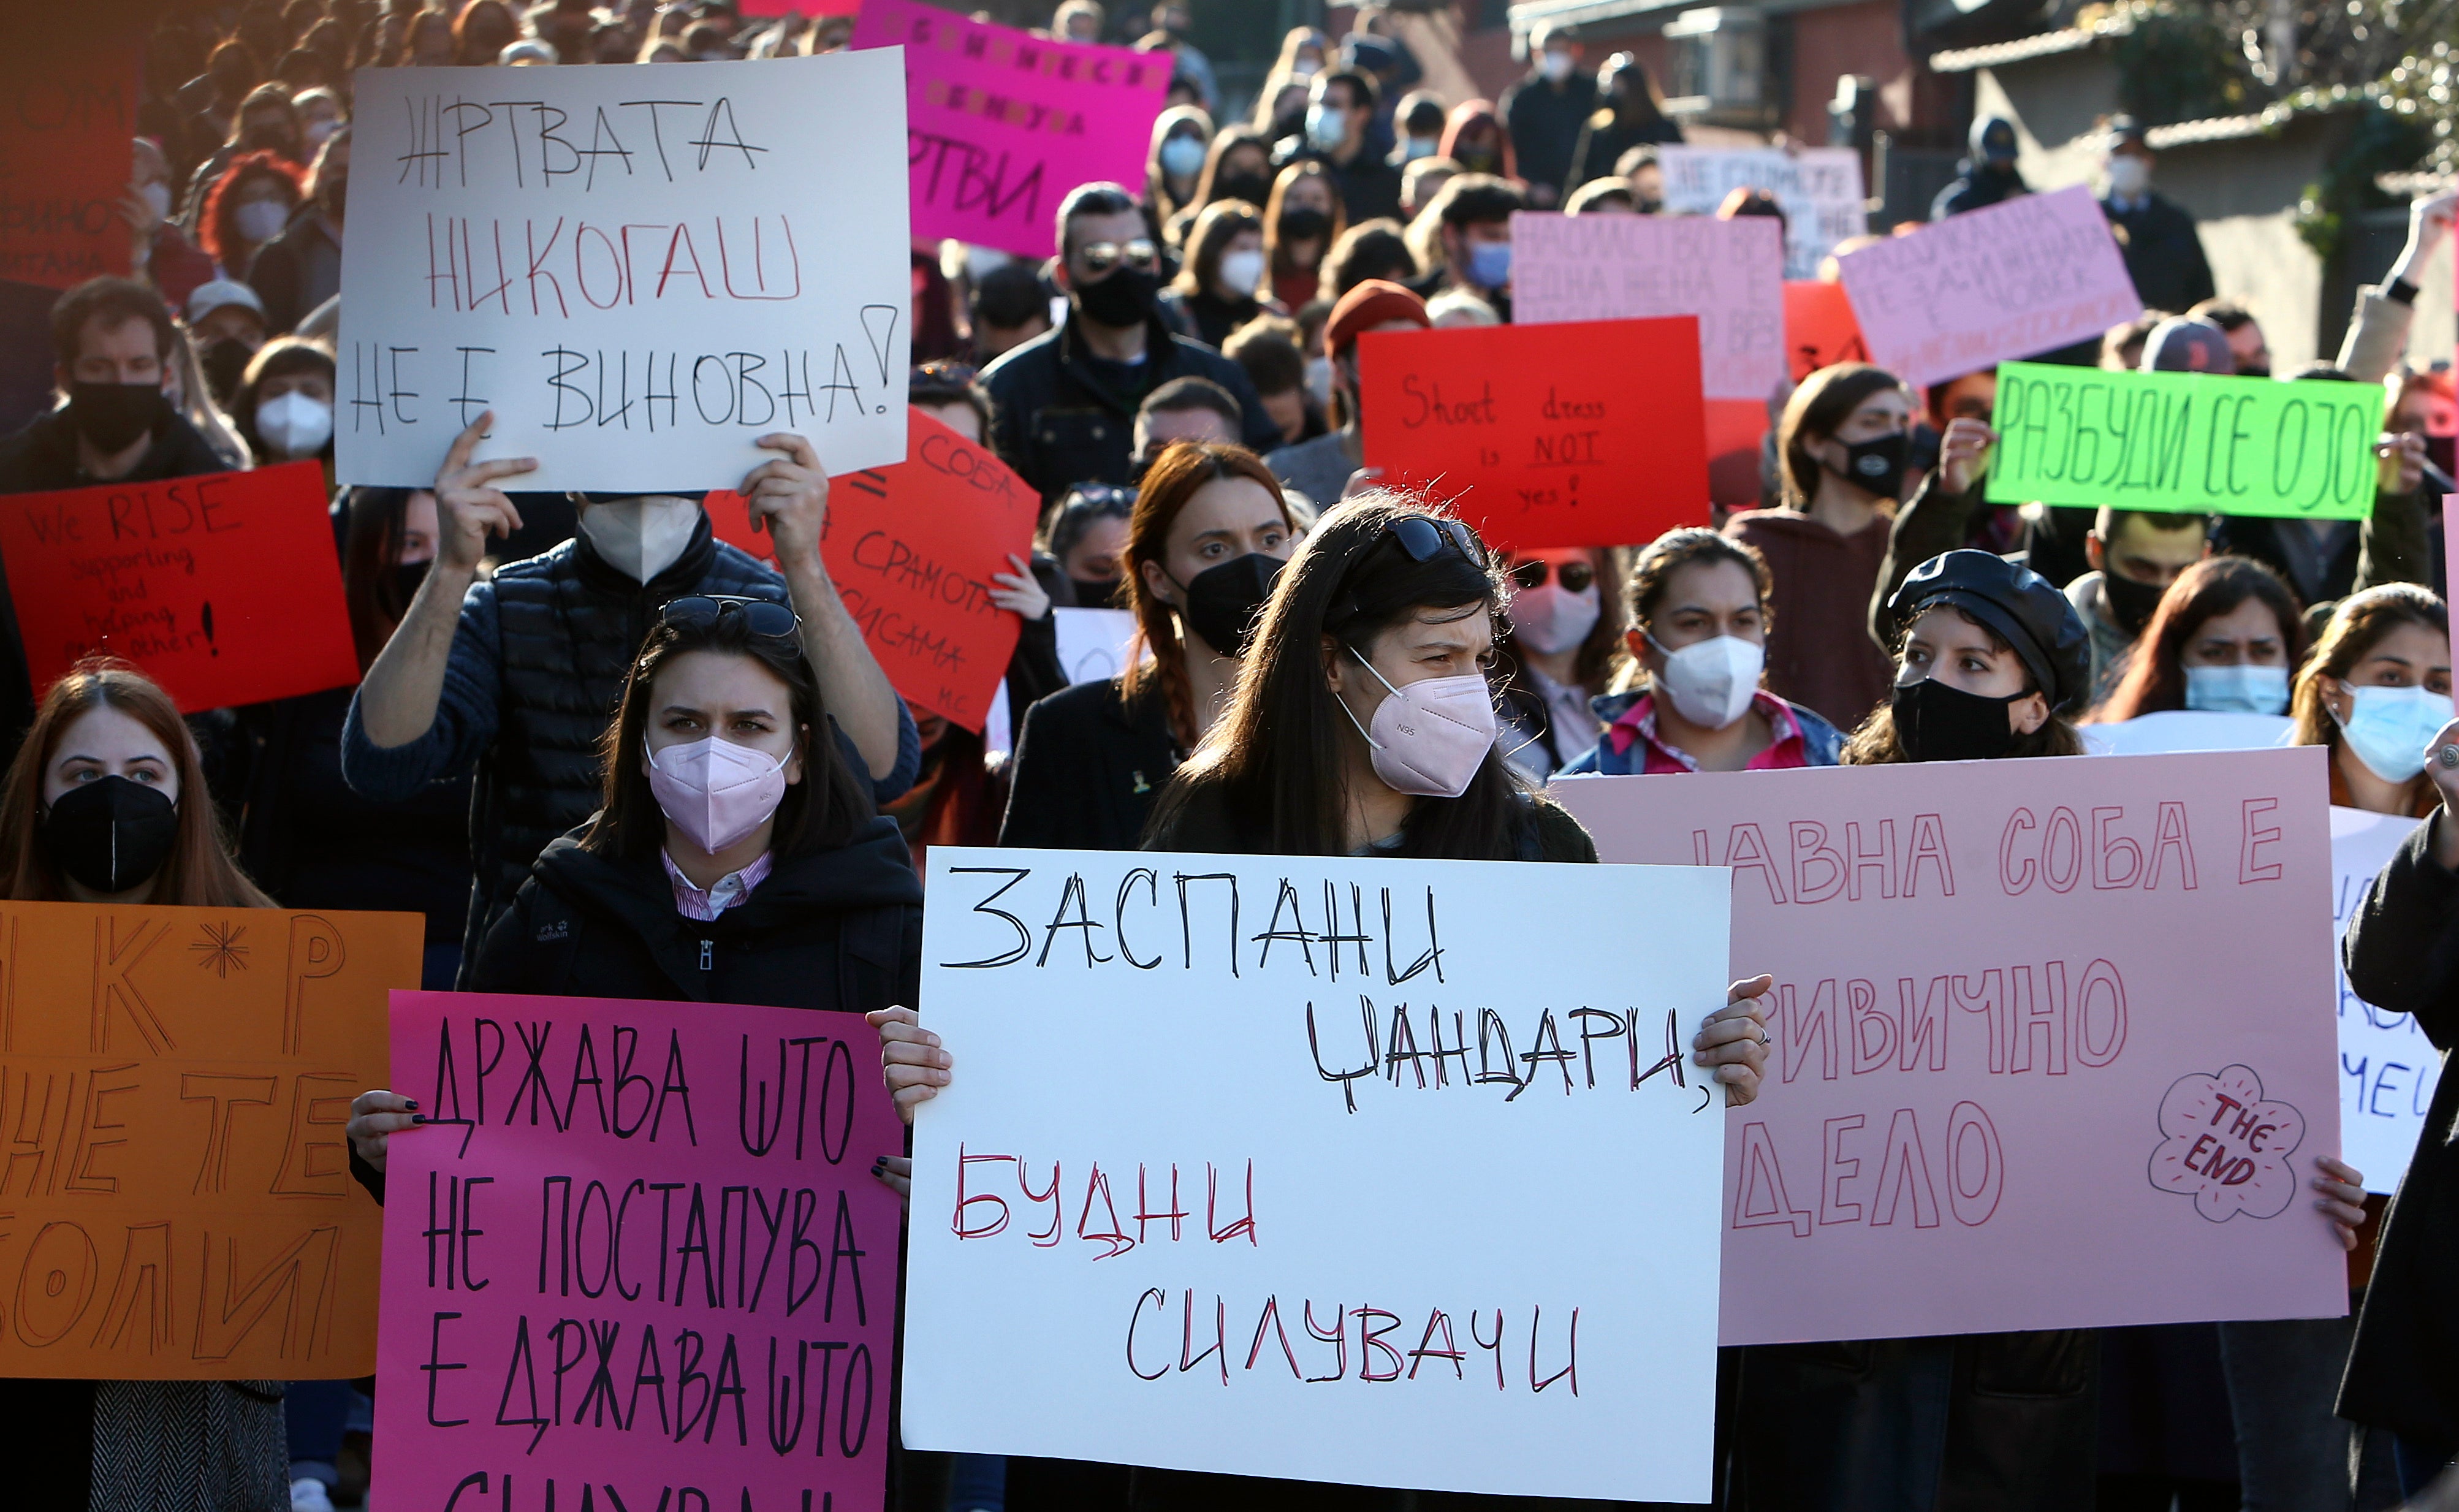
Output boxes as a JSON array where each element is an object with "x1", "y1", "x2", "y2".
[
  {"x1": 1356, "y1": 317, "x2": 1708, "y2": 550},
  {"x1": 0, "y1": 462, "x2": 359, "y2": 712},
  {"x1": 709, "y1": 408, "x2": 1035, "y2": 731},
  {"x1": 0, "y1": 38, "x2": 136, "y2": 289},
  {"x1": 1783, "y1": 279, "x2": 1868, "y2": 382}
]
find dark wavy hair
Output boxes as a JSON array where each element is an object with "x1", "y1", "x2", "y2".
[
  {"x1": 2290, "y1": 583, "x2": 2451, "y2": 754},
  {"x1": 1842, "y1": 606, "x2": 2086, "y2": 764},
  {"x1": 583, "y1": 611, "x2": 873, "y2": 860},
  {"x1": 2093, "y1": 556, "x2": 2305, "y2": 722},
  {"x1": 1147, "y1": 492, "x2": 1526, "y2": 857}
]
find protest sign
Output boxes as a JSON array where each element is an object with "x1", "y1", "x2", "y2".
[
  {"x1": 2082, "y1": 710, "x2": 2293, "y2": 756},
  {"x1": 0, "y1": 38, "x2": 134, "y2": 289},
  {"x1": 1357, "y1": 317, "x2": 1708, "y2": 551},
  {"x1": 1985, "y1": 361, "x2": 2381, "y2": 519},
  {"x1": 0, "y1": 462, "x2": 361, "y2": 713},
  {"x1": 1836, "y1": 186, "x2": 2141, "y2": 389},
  {"x1": 376, "y1": 991, "x2": 906, "y2": 1511},
  {"x1": 982, "y1": 606, "x2": 1140, "y2": 756},
  {"x1": 1654, "y1": 146, "x2": 1867, "y2": 282},
  {"x1": 1703, "y1": 400, "x2": 1774, "y2": 509},
  {"x1": 903, "y1": 847, "x2": 1730, "y2": 1502},
  {"x1": 1783, "y1": 280, "x2": 1867, "y2": 381},
  {"x1": 1553, "y1": 748, "x2": 2349, "y2": 1343},
  {"x1": 854, "y1": 0, "x2": 1170, "y2": 259},
  {"x1": 1510, "y1": 213, "x2": 1785, "y2": 401},
  {"x1": 338, "y1": 53, "x2": 911, "y2": 493},
  {"x1": 0, "y1": 902, "x2": 419, "y2": 1378},
  {"x1": 706, "y1": 407, "x2": 1036, "y2": 731},
  {"x1": 2331, "y1": 807, "x2": 2439, "y2": 1194}
]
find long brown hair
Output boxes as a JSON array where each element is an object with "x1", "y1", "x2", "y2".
[
  {"x1": 1147, "y1": 492, "x2": 1527, "y2": 858},
  {"x1": 1777, "y1": 362, "x2": 1905, "y2": 508},
  {"x1": 2094, "y1": 557, "x2": 2305, "y2": 722},
  {"x1": 585, "y1": 610, "x2": 873, "y2": 861},
  {"x1": 1264, "y1": 161, "x2": 1348, "y2": 279},
  {"x1": 1122, "y1": 442, "x2": 1297, "y2": 746},
  {"x1": 0, "y1": 662, "x2": 274, "y2": 906},
  {"x1": 2290, "y1": 583, "x2": 2451, "y2": 751},
  {"x1": 341, "y1": 487, "x2": 420, "y2": 670},
  {"x1": 1841, "y1": 607, "x2": 2087, "y2": 763},
  {"x1": 1173, "y1": 198, "x2": 1264, "y2": 301}
]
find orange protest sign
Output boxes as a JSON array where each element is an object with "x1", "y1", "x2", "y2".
[
  {"x1": 1783, "y1": 280, "x2": 1868, "y2": 381},
  {"x1": 0, "y1": 462, "x2": 360, "y2": 713},
  {"x1": 0, "y1": 902, "x2": 419, "y2": 1379},
  {"x1": 708, "y1": 408, "x2": 1036, "y2": 731},
  {"x1": 1356, "y1": 317, "x2": 1708, "y2": 550}
]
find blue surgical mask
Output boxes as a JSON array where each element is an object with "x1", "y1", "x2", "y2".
[
  {"x1": 2183, "y1": 664, "x2": 2289, "y2": 716},
  {"x1": 1160, "y1": 135, "x2": 1206, "y2": 179},
  {"x1": 2335, "y1": 682, "x2": 2453, "y2": 783},
  {"x1": 1306, "y1": 104, "x2": 1347, "y2": 151},
  {"x1": 1467, "y1": 240, "x2": 1513, "y2": 289}
]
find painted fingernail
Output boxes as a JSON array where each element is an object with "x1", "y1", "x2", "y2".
[
  {"x1": 404, "y1": 1099, "x2": 419, "y2": 1111},
  {"x1": 409, "y1": 1114, "x2": 428, "y2": 1125},
  {"x1": 871, "y1": 1155, "x2": 886, "y2": 1171}
]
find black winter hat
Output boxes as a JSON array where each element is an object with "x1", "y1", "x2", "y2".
[{"x1": 1887, "y1": 549, "x2": 2092, "y2": 713}]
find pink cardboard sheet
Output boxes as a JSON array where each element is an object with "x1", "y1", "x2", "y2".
[
  {"x1": 1553, "y1": 749, "x2": 2349, "y2": 1344},
  {"x1": 374, "y1": 991, "x2": 907, "y2": 1511}
]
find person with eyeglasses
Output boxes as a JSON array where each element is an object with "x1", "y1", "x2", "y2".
[
  {"x1": 1492, "y1": 545, "x2": 1622, "y2": 779},
  {"x1": 1555, "y1": 529, "x2": 1843, "y2": 778},
  {"x1": 884, "y1": 494, "x2": 1774, "y2": 1512},
  {"x1": 341, "y1": 411, "x2": 921, "y2": 982},
  {"x1": 981, "y1": 183, "x2": 1282, "y2": 511}
]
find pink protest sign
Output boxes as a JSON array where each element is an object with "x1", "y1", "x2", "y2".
[
  {"x1": 854, "y1": 0, "x2": 1171, "y2": 259},
  {"x1": 1509, "y1": 212, "x2": 1785, "y2": 401},
  {"x1": 1835, "y1": 185, "x2": 2142, "y2": 389},
  {"x1": 1552, "y1": 748, "x2": 2349, "y2": 1344},
  {"x1": 375, "y1": 992, "x2": 906, "y2": 1510}
]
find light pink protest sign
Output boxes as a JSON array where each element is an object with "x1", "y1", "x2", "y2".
[
  {"x1": 1553, "y1": 748, "x2": 2348, "y2": 1343},
  {"x1": 1510, "y1": 212, "x2": 1785, "y2": 401},
  {"x1": 375, "y1": 992, "x2": 906, "y2": 1511},
  {"x1": 1835, "y1": 185, "x2": 2142, "y2": 389},
  {"x1": 854, "y1": 0, "x2": 1171, "y2": 259}
]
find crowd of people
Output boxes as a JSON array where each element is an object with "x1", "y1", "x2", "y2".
[{"x1": 2, "y1": 0, "x2": 2458, "y2": 1509}]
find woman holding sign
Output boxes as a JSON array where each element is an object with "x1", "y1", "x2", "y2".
[
  {"x1": 1733, "y1": 551, "x2": 2372, "y2": 1512},
  {"x1": 884, "y1": 493, "x2": 1773, "y2": 1510},
  {"x1": 0, "y1": 661, "x2": 285, "y2": 1510}
]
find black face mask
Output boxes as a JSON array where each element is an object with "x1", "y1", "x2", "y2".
[
  {"x1": 1826, "y1": 431, "x2": 1909, "y2": 501},
  {"x1": 1219, "y1": 173, "x2": 1273, "y2": 208},
  {"x1": 42, "y1": 775, "x2": 179, "y2": 895},
  {"x1": 200, "y1": 338, "x2": 254, "y2": 408},
  {"x1": 1891, "y1": 677, "x2": 2023, "y2": 763},
  {"x1": 1277, "y1": 207, "x2": 1331, "y2": 244},
  {"x1": 1074, "y1": 264, "x2": 1160, "y2": 330},
  {"x1": 1071, "y1": 575, "x2": 1121, "y2": 607},
  {"x1": 2099, "y1": 569, "x2": 2167, "y2": 636},
  {"x1": 392, "y1": 560, "x2": 432, "y2": 607},
  {"x1": 67, "y1": 381, "x2": 167, "y2": 455},
  {"x1": 2422, "y1": 435, "x2": 2453, "y2": 482},
  {"x1": 1635, "y1": 196, "x2": 1665, "y2": 215},
  {"x1": 1173, "y1": 552, "x2": 1285, "y2": 658}
]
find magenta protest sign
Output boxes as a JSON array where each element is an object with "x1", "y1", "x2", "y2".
[
  {"x1": 1553, "y1": 748, "x2": 2349, "y2": 1343},
  {"x1": 1835, "y1": 185, "x2": 2142, "y2": 389},
  {"x1": 854, "y1": 0, "x2": 1170, "y2": 259},
  {"x1": 374, "y1": 991, "x2": 906, "y2": 1511}
]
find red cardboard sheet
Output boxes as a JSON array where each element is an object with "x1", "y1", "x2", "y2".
[
  {"x1": 0, "y1": 39, "x2": 136, "y2": 289},
  {"x1": 1784, "y1": 280, "x2": 1869, "y2": 382},
  {"x1": 1356, "y1": 317, "x2": 1709, "y2": 550},
  {"x1": 0, "y1": 462, "x2": 360, "y2": 712},
  {"x1": 709, "y1": 408, "x2": 1035, "y2": 731}
]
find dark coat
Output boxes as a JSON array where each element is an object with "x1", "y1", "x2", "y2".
[
  {"x1": 247, "y1": 213, "x2": 342, "y2": 335},
  {"x1": 2104, "y1": 192, "x2": 2215, "y2": 315},
  {"x1": 982, "y1": 313, "x2": 1282, "y2": 507},
  {"x1": 1567, "y1": 111, "x2": 1682, "y2": 192},
  {"x1": 1500, "y1": 70, "x2": 1598, "y2": 197},
  {"x1": 1143, "y1": 777, "x2": 1599, "y2": 863},
  {"x1": 2338, "y1": 818, "x2": 2459, "y2": 1444},
  {"x1": 999, "y1": 675, "x2": 1179, "y2": 851}
]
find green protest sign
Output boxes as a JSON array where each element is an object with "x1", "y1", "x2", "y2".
[{"x1": 1985, "y1": 362, "x2": 2379, "y2": 519}]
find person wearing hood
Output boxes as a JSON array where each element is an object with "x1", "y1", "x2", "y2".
[
  {"x1": 982, "y1": 183, "x2": 1281, "y2": 508},
  {"x1": 1437, "y1": 99, "x2": 1515, "y2": 185},
  {"x1": 2100, "y1": 115, "x2": 2216, "y2": 315},
  {"x1": 1266, "y1": 278, "x2": 1430, "y2": 511},
  {"x1": 2066, "y1": 504, "x2": 2213, "y2": 702},
  {"x1": 1142, "y1": 104, "x2": 1213, "y2": 251},
  {"x1": 1565, "y1": 51, "x2": 1682, "y2": 191},
  {"x1": 1500, "y1": 20, "x2": 1595, "y2": 208},
  {"x1": 341, "y1": 414, "x2": 921, "y2": 980},
  {"x1": 1930, "y1": 115, "x2": 2029, "y2": 219}
]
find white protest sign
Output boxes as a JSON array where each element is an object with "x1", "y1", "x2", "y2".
[
  {"x1": 1510, "y1": 212, "x2": 1785, "y2": 401},
  {"x1": 2332, "y1": 806, "x2": 2439, "y2": 1194},
  {"x1": 1654, "y1": 146, "x2": 1867, "y2": 282},
  {"x1": 2083, "y1": 710, "x2": 2294, "y2": 756},
  {"x1": 904, "y1": 847, "x2": 1731, "y2": 1502},
  {"x1": 338, "y1": 52, "x2": 911, "y2": 491},
  {"x1": 984, "y1": 606, "x2": 1141, "y2": 754}
]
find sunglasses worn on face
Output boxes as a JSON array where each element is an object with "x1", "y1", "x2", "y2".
[
  {"x1": 1510, "y1": 558, "x2": 1594, "y2": 593},
  {"x1": 1077, "y1": 239, "x2": 1160, "y2": 275},
  {"x1": 661, "y1": 594, "x2": 799, "y2": 640}
]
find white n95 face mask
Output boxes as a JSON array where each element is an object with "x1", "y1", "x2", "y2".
[
  {"x1": 254, "y1": 391, "x2": 332, "y2": 458},
  {"x1": 1650, "y1": 633, "x2": 1764, "y2": 730},
  {"x1": 579, "y1": 495, "x2": 702, "y2": 583},
  {"x1": 1218, "y1": 248, "x2": 1267, "y2": 298}
]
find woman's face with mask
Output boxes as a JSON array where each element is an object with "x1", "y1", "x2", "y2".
[
  {"x1": 44, "y1": 706, "x2": 178, "y2": 811},
  {"x1": 1149, "y1": 476, "x2": 1291, "y2": 601},
  {"x1": 1063, "y1": 515, "x2": 1130, "y2": 588},
  {"x1": 401, "y1": 490, "x2": 440, "y2": 568},
  {"x1": 1283, "y1": 175, "x2": 1334, "y2": 222},
  {"x1": 1897, "y1": 606, "x2": 2045, "y2": 725},
  {"x1": 644, "y1": 650, "x2": 804, "y2": 772},
  {"x1": 2178, "y1": 596, "x2": 2287, "y2": 669}
]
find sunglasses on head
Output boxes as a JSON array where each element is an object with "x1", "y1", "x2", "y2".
[
  {"x1": 660, "y1": 594, "x2": 799, "y2": 641},
  {"x1": 1381, "y1": 513, "x2": 1486, "y2": 568},
  {"x1": 1077, "y1": 238, "x2": 1160, "y2": 276},
  {"x1": 1510, "y1": 558, "x2": 1594, "y2": 593}
]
